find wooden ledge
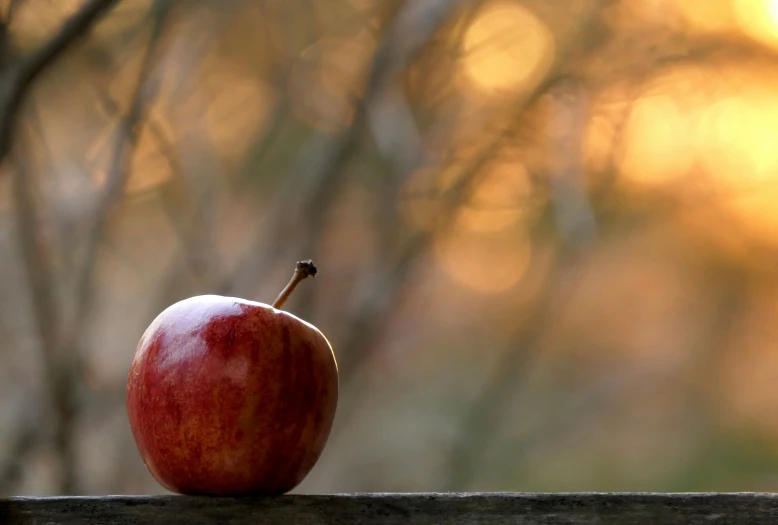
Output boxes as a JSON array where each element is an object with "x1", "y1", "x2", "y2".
[{"x1": 2, "y1": 492, "x2": 777, "y2": 524}]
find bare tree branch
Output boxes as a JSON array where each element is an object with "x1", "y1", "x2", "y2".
[
  {"x1": 443, "y1": 244, "x2": 594, "y2": 490},
  {"x1": 430, "y1": 0, "x2": 618, "y2": 490},
  {"x1": 9, "y1": 133, "x2": 75, "y2": 491},
  {"x1": 4, "y1": 1, "x2": 172, "y2": 494},
  {"x1": 0, "y1": 0, "x2": 122, "y2": 168},
  {"x1": 67, "y1": 0, "x2": 172, "y2": 340},
  {"x1": 1, "y1": 1, "x2": 127, "y2": 495},
  {"x1": 289, "y1": 0, "x2": 476, "y2": 320},
  {"x1": 334, "y1": 75, "x2": 566, "y2": 395},
  {"x1": 220, "y1": 1, "x2": 410, "y2": 299}
]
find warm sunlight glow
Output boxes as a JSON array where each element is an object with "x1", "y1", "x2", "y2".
[
  {"x1": 735, "y1": 0, "x2": 778, "y2": 48},
  {"x1": 619, "y1": 94, "x2": 694, "y2": 185},
  {"x1": 727, "y1": 188, "x2": 778, "y2": 242},
  {"x1": 689, "y1": 66, "x2": 778, "y2": 243},
  {"x1": 610, "y1": 62, "x2": 778, "y2": 243},
  {"x1": 698, "y1": 94, "x2": 778, "y2": 189},
  {"x1": 677, "y1": 0, "x2": 736, "y2": 34},
  {"x1": 460, "y1": 1, "x2": 554, "y2": 97},
  {"x1": 434, "y1": 226, "x2": 532, "y2": 293}
]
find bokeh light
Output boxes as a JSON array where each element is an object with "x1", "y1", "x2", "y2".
[
  {"x1": 735, "y1": 0, "x2": 778, "y2": 48},
  {"x1": 697, "y1": 93, "x2": 778, "y2": 190},
  {"x1": 612, "y1": 61, "x2": 778, "y2": 244},
  {"x1": 433, "y1": 224, "x2": 532, "y2": 293},
  {"x1": 459, "y1": 0, "x2": 554, "y2": 98},
  {"x1": 694, "y1": 66, "x2": 778, "y2": 242},
  {"x1": 677, "y1": 0, "x2": 736, "y2": 34},
  {"x1": 618, "y1": 93, "x2": 695, "y2": 186}
]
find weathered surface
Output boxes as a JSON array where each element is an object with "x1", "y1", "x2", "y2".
[{"x1": 1, "y1": 493, "x2": 777, "y2": 524}]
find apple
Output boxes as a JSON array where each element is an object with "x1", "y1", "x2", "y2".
[{"x1": 126, "y1": 261, "x2": 338, "y2": 496}]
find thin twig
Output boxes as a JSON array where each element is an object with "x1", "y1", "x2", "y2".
[
  {"x1": 335, "y1": 69, "x2": 563, "y2": 392},
  {"x1": 45, "y1": 3, "x2": 172, "y2": 492},
  {"x1": 1, "y1": 0, "x2": 130, "y2": 495},
  {"x1": 215, "y1": 2, "x2": 399, "y2": 301},
  {"x1": 66, "y1": 12, "x2": 215, "y2": 288},
  {"x1": 290, "y1": 0, "x2": 474, "y2": 322},
  {"x1": 68, "y1": 0, "x2": 172, "y2": 339},
  {"x1": 221, "y1": 1, "x2": 409, "y2": 300},
  {"x1": 442, "y1": 1, "x2": 618, "y2": 489},
  {"x1": 443, "y1": 245, "x2": 593, "y2": 490},
  {"x1": 328, "y1": 0, "x2": 610, "y2": 470}
]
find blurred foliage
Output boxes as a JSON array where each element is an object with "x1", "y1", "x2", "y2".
[{"x1": 3, "y1": 0, "x2": 778, "y2": 496}]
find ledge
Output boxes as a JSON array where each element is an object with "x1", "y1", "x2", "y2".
[{"x1": 2, "y1": 492, "x2": 777, "y2": 524}]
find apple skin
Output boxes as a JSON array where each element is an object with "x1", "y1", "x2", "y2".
[{"x1": 126, "y1": 295, "x2": 338, "y2": 496}]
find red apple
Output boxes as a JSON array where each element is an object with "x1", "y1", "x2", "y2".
[{"x1": 126, "y1": 262, "x2": 338, "y2": 496}]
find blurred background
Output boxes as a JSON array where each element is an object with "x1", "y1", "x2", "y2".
[{"x1": 2, "y1": 0, "x2": 778, "y2": 496}]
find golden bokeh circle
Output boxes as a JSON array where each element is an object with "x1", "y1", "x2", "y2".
[{"x1": 459, "y1": 1, "x2": 555, "y2": 98}]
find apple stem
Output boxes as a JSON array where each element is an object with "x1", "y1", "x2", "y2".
[{"x1": 272, "y1": 260, "x2": 318, "y2": 310}]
